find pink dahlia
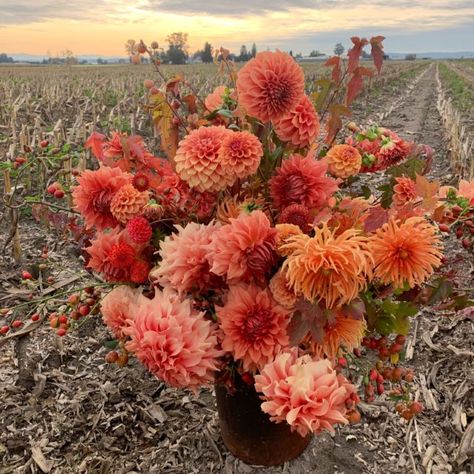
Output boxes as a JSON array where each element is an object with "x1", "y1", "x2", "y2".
[
  {"x1": 72, "y1": 167, "x2": 131, "y2": 230},
  {"x1": 216, "y1": 284, "x2": 290, "y2": 371},
  {"x1": 393, "y1": 176, "x2": 417, "y2": 209},
  {"x1": 205, "y1": 85, "x2": 227, "y2": 111},
  {"x1": 208, "y1": 210, "x2": 278, "y2": 283},
  {"x1": 273, "y1": 95, "x2": 320, "y2": 148},
  {"x1": 219, "y1": 130, "x2": 263, "y2": 180},
  {"x1": 270, "y1": 154, "x2": 339, "y2": 210},
  {"x1": 100, "y1": 285, "x2": 146, "y2": 339},
  {"x1": 152, "y1": 221, "x2": 220, "y2": 294},
  {"x1": 110, "y1": 184, "x2": 150, "y2": 225},
  {"x1": 125, "y1": 288, "x2": 222, "y2": 391},
  {"x1": 236, "y1": 50, "x2": 305, "y2": 122},
  {"x1": 255, "y1": 348, "x2": 358, "y2": 437},
  {"x1": 174, "y1": 126, "x2": 233, "y2": 192}
]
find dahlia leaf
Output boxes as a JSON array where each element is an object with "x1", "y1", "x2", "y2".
[
  {"x1": 311, "y1": 79, "x2": 333, "y2": 113},
  {"x1": 325, "y1": 104, "x2": 351, "y2": 144},
  {"x1": 346, "y1": 67, "x2": 374, "y2": 106},
  {"x1": 324, "y1": 56, "x2": 342, "y2": 83},
  {"x1": 387, "y1": 157, "x2": 425, "y2": 180},
  {"x1": 103, "y1": 339, "x2": 119, "y2": 349},
  {"x1": 364, "y1": 205, "x2": 390, "y2": 232},
  {"x1": 347, "y1": 37, "x2": 369, "y2": 74},
  {"x1": 85, "y1": 132, "x2": 105, "y2": 159},
  {"x1": 370, "y1": 36, "x2": 385, "y2": 74},
  {"x1": 415, "y1": 174, "x2": 440, "y2": 211}
]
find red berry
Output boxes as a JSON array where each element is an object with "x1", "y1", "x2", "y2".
[
  {"x1": 12, "y1": 320, "x2": 23, "y2": 328},
  {"x1": 58, "y1": 314, "x2": 68, "y2": 325},
  {"x1": 456, "y1": 227, "x2": 463, "y2": 239},
  {"x1": 79, "y1": 305, "x2": 90, "y2": 316},
  {"x1": 377, "y1": 374, "x2": 384, "y2": 384},
  {"x1": 150, "y1": 86, "x2": 159, "y2": 95},
  {"x1": 21, "y1": 270, "x2": 32, "y2": 280},
  {"x1": 47, "y1": 276, "x2": 55, "y2": 284},
  {"x1": 378, "y1": 347, "x2": 390, "y2": 359},
  {"x1": 337, "y1": 357, "x2": 347, "y2": 368},
  {"x1": 68, "y1": 294, "x2": 79, "y2": 306},
  {"x1": 40, "y1": 139, "x2": 49, "y2": 148},
  {"x1": 105, "y1": 351, "x2": 119, "y2": 363},
  {"x1": 377, "y1": 383, "x2": 385, "y2": 395},
  {"x1": 70, "y1": 310, "x2": 80, "y2": 320},
  {"x1": 395, "y1": 335, "x2": 406, "y2": 345},
  {"x1": 85, "y1": 297, "x2": 96, "y2": 307},
  {"x1": 71, "y1": 168, "x2": 80, "y2": 177},
  {"x1": 56, "y1": 328, "x2": 67, "y2": 337},
  {"x1": 15, "y1": 156, "x2": 27, "y2": 165},
  {"x1": 1, "y1": 325, "x2": 10, "y2": 334},
  {"x1": 390, "y1": 343, "x2": 403, "y2": 354},
  {"x1": 353, "y1": 348, "x2": 362, "y2": 357},
  {"x1": 54, "y1": 189, "x2": 65, "y2": 199},
  {"x1": 438, "y1": 223, "x2": 450, "y2": 233},
  {"x1": 47, "y1": 183, "x2": 57, "y2": 195},
  {"x1": 241, "y1": 372, "x2": 254, "y2": 385},
  {"x1": 410, "y1": 402, "x2": 423, "y2": 414},
  {"x1": 369, "y1": 369, "x2": 378, "y2": 381},
  {"x1": 462, "y1": 238, "x2": 471, "y2": 249},
  {"x1": 50, "y1": 317, "x2": 59, "y2": 328},
  {"x1": 84, "y1": 287, "x2": 94, "y2": 295},
  {"x1": 31, "y1": 313, "x2": 40, "y2": 322}
]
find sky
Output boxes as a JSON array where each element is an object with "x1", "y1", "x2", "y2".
[{"x1": 0, "y1": 0, "x2": 474, "y2": 56}]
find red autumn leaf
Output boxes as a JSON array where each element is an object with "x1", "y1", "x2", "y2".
[
  {"x1": 364, "y1": 205, "x2": 390, "y2": 232},
  {"x1": 370, "y1": 35, "x2": 385, "y2": 74},
  {"x1": 84, "y1": 132, "x2": 105, "y2": 159},
  {"x1": 347, "y1": 36, "x2": 369, "y2": 74},
  {"x1": 414, "y1": 174, "x2": 440, "y2": 210},
  {"x1": 182, "y1": 94, "x2": 197, "y2": 113},
  {"x1": 345, "y1": 66, "x2": 374, "y2": 106},
  {"x1": 324, "y1": 56, "x2": 342, "y2": 83},
  {"x1": 325, "y1": 103, "x2": 351, "y2": 144},
  {"x1": 339, "y1": 298, "x2": 365, "y2": 320}
]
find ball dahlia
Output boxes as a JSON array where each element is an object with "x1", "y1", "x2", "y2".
[
  {"x1": 216, "y1": 284, "x2": 290, "y2": 371},
  {"x1": 110, "y1": 184, "x2": 150, "y2": 225},
  {"x1": 393, "y1": 177, "x2": 417, "y2": 209},
  {"x1": 255, "y1": 348, "x2": 358, "y2": 437},
  {"x1": 126, "y1": 216, "x2": 153, "y2": 244},
  {"x1": 174, "y1": 126, "x2": 232, "y2": 192},
  {"x1": 72, "y1": 166, "x2": 132, "y2": 230},
  {"x1": 273, "y1": 95, "x2": 320, "y2": 148},
  {"x1": 270, "y1": 154, "x2": 339, "y2": 210},
  {"x1": 236, "y1": 50, "x2": 305, "y2": 122},
  {"x1": 125, "y1": 288, "x2": 223, "y2": 391},
  {"x1": 370, "y1": 217, "x2": 443, "y2": 288},
  {"x1": 269, "y1": 270, "x2": 298, "y2": 309},
  {"x1": 325, "y1": 144, "x2": 362, "y2": 179},
  {"x1": 282, "y1": 224, "x2": 373, "y2": 308},
  {"x1": 152, "y1": 221, "x2": 220, "y2": 294},
  {"x1": 208, "y1": 210, "x2": 278, "y2": 283}
]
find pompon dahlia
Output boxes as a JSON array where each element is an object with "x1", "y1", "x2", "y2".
[
  {"x1": 152, "y1": 221, "x2": 220, "y2": 294},
  {"x1": 108, "y1": 242, "x2": 136, "y2": 268},
  {"x1": 278, "y1": 204, "x2": 312, "y2": 233},
  {"x1": 216, "y1": 284, "x2": 290, "y2": 371},
  {"x1": 125, "y1": 288, "x2": 223, "y2": 391},
  {"x1": 101, "y1": 285, "x2": 146, "y2": 339},
  {"x1": 72, "y1": 167, "x2": 132, "y2": 230},
  {"x1": 370, "y1": 217, "x2": 443, "y2": 288},
  {"x1": 393, "y1": 177, "x2": 417, "y2": 209},
  {"x1": 205, "y1": 85, "x2": 227, "y2": 111},
  {"x1": 312, "y1": 315, "x2": 366, "y2": 360},
  {"x1": 275, "y1": 223, "x2": 303, "y2": 256},
  {"x1": 255, "y1": 348, "x2": 358, "y2": 437},
  {"x1": 130, "y1": 260, "x2": 151, "y2": 284},
  {"x1": 110, "y1": 184, "x2": 149, "y2": 225},
  {"x1": 269, "y1": 270, "x2": 298, "y2": 309},
  {"x1": 236, "y1": 50, "x2": 305, "y2": 122},
  {"x1": 174, "y1": 126, "x2": 232, "y2": 192},
  {"x1": 209, "y1": 211, "x2": 278, "y2": 283},
  {"x1": 326, "y1": 144, "x2": 362, "y2": 179},
  {"x1": 219, "y1": 130, "x2": 263, "y2": 180},
  {"x1": 132, "y1": 173, "x2": 150, "y2": 192},
  {"x1": 270, "y1": 154, "x2": 339, "y2": 210},
  {"x1": 282, "y1": 225, "x2": 373, "y2": 308},
  {"x1": 126, "y1": 216, "x2": 152, "y2": 244},
  {"x1": 273, "y1": 95, "x2": 320, "y2": 148}
]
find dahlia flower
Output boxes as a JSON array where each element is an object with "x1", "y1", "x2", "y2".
[
  {"x1": 282, "y1": 224, "x2": 373, "y2": 308},
  {"x1": 219, "y1": 130, "x2": 263, "y2": 180},
  {"x1": 370, "y1": 217, "x2": 443, "y2": 288},
  {"x1": 125, "y1": 288, "x2": 222, "y2": 391},
  {"x1": 208, "y1": 210, "x2": 278, "y2": 283},
  {"x1": 269, "y1": 270, "x2": 298, "y2": 309},
  {"x1": 439, "y1": 179, "x2": 474, "y2": 205},
  {"x1": 130, "y1": 260, "x2": 151, "y2": 284},
  {"x1": 216, "y1": 284, "x2": 290, "y2": 371},
  {"x1": 110, "y1": 184, "x2": 150, "y2": 225},
  {"x1": 152, "y1": 221, "x2": 220, "y2": 294},
  {"x1": 270, "y1": 154, "x2": 339, "y2": 210},
  {"x1": 275, "y1": 223, "x2": 303, "y2": 256},
  {"x1": 72, "y1": 167, "x2": 131, "y2": 230},
  {"x1": 216, "y1": 196, "x2": 265, "y2": 224},
  {"x1": 174, "y1": 126, "x2": 232, "y2": 192},
  {"x1": 278, "y1": 204, "x2": 312, "y2": 233},
  {"x1": 236, "y1": 50, "x2": 305, "y2": 122},
  {"x1": 273, "y1": 95, "x2": 320, "y2": 148},
  {"x1": 101, "y1": 285, "x2": 146, "y2": 339},
  {"x1": 255, "y1": 348, "x2": 358, "y2": 437},
  {"x1": 326, "y1": 144, "x2": 362, "y2": 179},
  {"x1": 393, "y1": 177, "x2": 417, "y2": 209},
  {"x1": 126, "y1": 216, "x2": 153, "y2": 244},
  {"x1": 205, "y1": 85, "x2": 227, "y2": 111}
]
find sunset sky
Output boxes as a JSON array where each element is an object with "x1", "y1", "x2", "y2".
[{"x1": 1, "y1": 0, "x2": 473, "y2": 56}]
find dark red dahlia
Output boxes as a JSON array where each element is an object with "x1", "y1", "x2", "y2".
[
  {"x1": 278, "y1": 203, "x2": 312, "y2": 233},
  {"x1": 126, "y1": 216, "x2": 153, "y2": 244}
]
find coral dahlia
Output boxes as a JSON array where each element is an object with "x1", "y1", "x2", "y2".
[
  {"x1": 326, "y1": 144, "x2": 362, "y2": 179},
  {"x1": 125, "y1": 289, "x2": 223, "y2": 391},
  {"x1": 110, "y1": 184, "x2": 149, "y2": 225},
  {"x1": 273, "y1": 95, "x2": 320, "y2": 148},
  {"x1": 130, "y1": 260, "x2": 151, "y2": 284},
  {"x1": 370, "y1": 217, "x2": 443, "y2": 288},
  {"x1": 205, "y1": 85, "x2": 227, "y2": 111},
  {"x1": 282, "y1": 224, "x2": 373, "y2": 308},
  {"x1": 209, "y1": 211, "x2": 278, "y2": 283},
  {"x1": 72, "y1": 166, "x2": 132, "y2": 230},
  {"x1": 269, "y1": 270, "x2": 298, "y2": 309},
  {"x1": 255, "y1": 348, "x2": 358, "y2": 437},
  {"x1": 393, "y1": 177, "x2": 417, "y2": 209},
  {"x1": 270, "y1": 154, "x2": 339, "y2": 210},
  {"x1": 126, "y1": 216, "x2": 153, "y2": 244},
  {"x1": 216, "y1": 284, "x2": 290, "y2": 371},
  {"x1": 275, "y1": 223, "x2": 303, "y2": 256},
  {"x1": 236, "y1": 50, "x2": 305, "y2": 122}
]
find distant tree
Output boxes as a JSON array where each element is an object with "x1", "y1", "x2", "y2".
[
  {"x1": 237, "y1": 45, "x2": 249, "y2": 62},
  {"x1": 62, "y1": 49, "x2": 78, "y2": 66},
  {"x1": 405, "y1": 53, "x2": 417, "y2": 61},
  {"x1": 295, "y1": 52, "x2": 303, "y2": 59},
  {"x1": 0, "y1": 53, "x2": 14, "y2": 63},
  {"x1": 334, "y1": 42, "x2": 345, "y2": 56},
  {"x1": 201, "y1": 42, "x2": 213, "y2": 63},
  {"x1": 97, "y1": 58, "x2": 108, "y2": 65},
  {"x1": 166, "y1": 32, "x2": 189, "y2": 65},
  {"x1": 289, "y1": 50, "x2": 293, "y2": 57},
  {"x1": 251, "y1": 43, "x2": 257, "y2": 58},
  {"x1": 125, "y1": 39, "x2": 138, "y2": 63},
  {"x1": 309, "y1": 50, "x2": 324, "y2": 57}
]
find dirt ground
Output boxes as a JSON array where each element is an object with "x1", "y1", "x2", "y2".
[{"x1": 1, "y1": 63, "x2": 473, "y2": 474}]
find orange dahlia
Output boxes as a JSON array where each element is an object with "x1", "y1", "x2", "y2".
[
  {"x1": 205, "y1": 85, "x2": 227, "y2": 111},
  {"x1": 269, "y1": 270, "x2": 298, "y2": 309},
  {"x1": 72, "y1": 166, "x2": 132, "y2": 230},
  {"x1": 370, "y1": 217, "x2": 443, "y2": 288},
  {"x1": 393, "y1": 177, "x2": 417, "y2": 209},
  {"x1": 216, "y1": 284, "x2": 290, "y2": 371},
  {"x1": 273, "y1": 95, "x2": 320, "y2": 148},
  {"x1": 219, "y1": 130, "x2": 263, "y2": 180},
  {"x1": 209, "y1": 210, "x2": 278, "y2": 283},
  {"x1": 174, "y1": 126, "x2": 232, "y2": 192},
  {"x1": 236, "y1": 50, "x2": 305, "y2": 122},
  {"x1": 110, "y1": 184, "x2": 149, "y2": 225},
  {"x1": 270, "y1": 154, "x2": 339, "y2": 210},
  {"x1": 282, "y1": 224, "x2": 373, "y2": 308},
  {"x1": 326, "y1": 144, "x2": 362, "y2": 179},
  {"x1": 275, "y1": 223, "x2": 303, "y2": 256}
]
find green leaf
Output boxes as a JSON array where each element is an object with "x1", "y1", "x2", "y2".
[
  {"x1": 387, "y1": 157, "x2": 425, "y2": 179},
  {"x1": 428, "y1": 277, "x2": 453, "y2": 305},
  {"x1": 378, "y1": 182, "x2": 394, "y2": 209},
  {"x1": 103, "y1": 339, "x2": 119, "y2": 349},
  {"x1": 217, "y1": 108, "x2": 233, "y2": 119},
  {"x1": 361, "y1": 185, "x2": 372, "y2": 199},
  {"x1": 311, "y1": 79, "x2": 333, "y2": 112}
]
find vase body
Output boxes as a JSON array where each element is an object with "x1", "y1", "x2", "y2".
[{"x1": 215, "y1": 380, "x2": 311, "y2": 466}]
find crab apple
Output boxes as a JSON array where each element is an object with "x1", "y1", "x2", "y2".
[
  {"x1": 150, "y1": 86, "x2": 159, "y2": 95},
  {"x1": 391, "y1": 367, "x2": 405, "y2": 382},
  {"x1": 68, "y1": 294, "x2": 79, "y2": 306},
  {"x1": 56, "y1": 328, "x2": 67, "y2": 337},
  {"x1": 137, "y1": 42, "x2": 147, "y2": 54},
  {"x1": 395, "y1": 402, "x2": 405, "y2": 413},
  {"x1": 84, "y1": 287, "x2": 94, "y2": 295},
  {"x1": 58, "y1": 314, "x2": 68, "y2": 325},
  {"x1": 456, "y1": 227, "x2": 463, "y2": 239},
  {"x1": 78, "y1": 305, "x2": 90, "y2": 316},
  {"x1": 404, "y1": 371, "x2": 414, "y2": 383},
  {"x1": 0, "y1": 326, "x2": 9, "y2": 334},
  {"x1": 401, "y1": 409, "x2": 413, "y2": 421},
  {"x1": 85, "y1": 297, "x2": 96, "y2": 307},
  {"x1": 377, "y1": 383, "x2": 385, "y2": 395},
  {"x1": 410, "y1": 402, "x2": 423, "y2": 414},
  {"x1": 353, "y1": 348, "x2": 362, "y2": 357},
  {"x1": 438, "y1": 224, "x2": 450, "y2": 233},
  {"x1": 395, "y1": 335, "x2": 406, "y2": 345},
  {"x1": 40, "y1": 139, "x2": 49, "y2": 148},
  {"x1": 47, "y1": 276, "x2": 55, "y2": 285},
  {"x1": 70, "y1": 310, "x2": 80, "y2": 320},
  {"x1": 54, "y1": 189, "x2": 65, "y2": 199},
  {"x1": 462, "y1": 238, "x2": 471, "y2": 249},
  {"x1": 47, "y1": 183, "x2": 57, "y2": 195},
  {"x1": 49, "y1": 317, "x2": 59, "y2": 328},
  {"x1": 369, "y1": 369, "x2": 378, "y2": 381},
  {"x1": 12, "y1": 320, "x2": 23, "y2": 328},
  {"x1": 15, "y1": 156, "x2": 27, "y2": 165},
  {"x1": 21, "y1": 270, "x2": 32, "y2": 280},
  {"x1": 105, "y1": 351, "x2": 119, "y2": 363},
  {"x1": 390, "y1": 343, "x2": 403, "y2": 354},
  {"x1": 143, "y1": 79, "x2": 154, "y2": 89},
  {"x1": 31, "y1": 313, "x2": 40, "y2": 322}
]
